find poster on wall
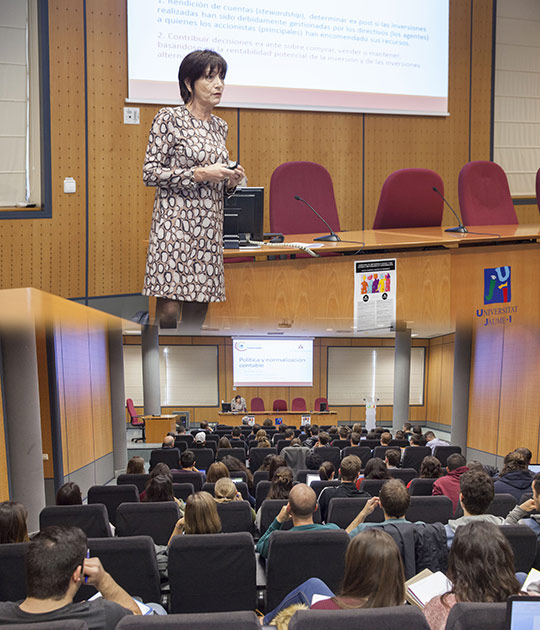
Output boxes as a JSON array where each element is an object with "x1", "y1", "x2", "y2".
[{"x1": 354, "y1": 259, "x2": 396, "y2": 331}]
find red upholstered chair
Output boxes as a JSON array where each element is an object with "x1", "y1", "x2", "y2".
[
  {"x1": 273, "y1": 399, "x2": 287, "y2": 412},
  {"x1": 291, "y1": 397, "x2": 307, "y2": 411},
  {"x1": 314, "y1": 397, "x2": 329, "y2": 412},
  {"x1": 126, "y1": 398, "x2": 145, "y2": 442},
  {"x1": 250, "y1": 397, "x2": 265, "y2": 412},
  {"x1": 269, "y1": 161, "x2": 341, "y2": 234},
  {"x1": 372, "y1": 168, "x2": 444, "y2": 229},
  {"x1": 458, "y1": 161, "x2": 518, "y2": 225}
]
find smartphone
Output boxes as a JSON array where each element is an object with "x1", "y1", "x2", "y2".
[{"x1": 229, "y1": 161, "x2": 239, "y2": 169}]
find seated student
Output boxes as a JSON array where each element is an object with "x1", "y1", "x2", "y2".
[
  {"x1": 305, "y1": 452, "x2": 323, "y2": 471},
  {"x1": 161, "y1": 435, "x2": 175, "y2": 449},
  {"x1": 318, "y1": 456, "x2": 370, "y2": 522},
  {"x1": 263, "y1": 418, "x2": 274, "y2": 428},
  {"x1": 142, "y1": 473, "x2": 185, "y2": 514},
  {"x1": 350, "y1": 431, "x2": 361, "y2": 446},
  {"x1": 318, "y1": 461, "x2": 335, "y2": 481},
  {"x1": 432, "y1": 453, "x2": 468, "y2": 512},
  {"x1": 505, "y1": 471, "x2": 540, "y2": 538},
  {"x1": 282, "y1": 438, "x2": 311, "y2": 474},
  {"x1": 56, "y1": 482, "x2": 82, "y2": 506},
  {"x1": 255, "y1": 466, "x2": 295, "y2": 532},
  {"x1": 218, "y1": 436, "x2": 232, "y2": 449},
  {"x1": 214, "y1": 478, "x2": 256, "y2": 522},
  {"x1": 126, "y1": 456, "x2": 145, "y2": 475},
  {"x1": 169, "y1": 491, "x2": 222, "y2": 542},
  {"x1": 494, "y1": 450, "x2": 533, "y2": 502},
  {"x1": 140, "y1": 462, "x2": 171, "y2": 499},
  {"x1": 406, "y1": 455, "x2": 443, "y2": 489},
  {"x1": 0, "y1": 526, "x2": 155, "y2": 627},
  {"x1": 206, "y1": 462, "x2": 230, "y2": 484},
  {"x1": 385, "y1": 449, "x2": 401, "y2": 470},
  {"x1": 267, "y1": 455, "x2": 287, "y2": 479},
  {"x1": 177, "y1": 449, "x2": 199, "y2": 472},
  {"x1": 199, "y1": 421, "x2": 213, "y2": 433},
  {"x1": 394, "y1": 429, "x2": 406, "y2": 440},
  {"x1": 380, "y1": 432, "x2": 392, "y2": 446},
  {"x1": 347, "y1": 479, "x2": 411, "y2": 537},
  {"x1": 191, "y1": 432, "x2": 208, "y2": 449},
  {"x1": 0, "y1": 501, "x2": 29, "y2": 544},
  {"x1": 424, "y1": 431, "x2": 449, "y2": 454},
  {"x1": 403, "y1": 422, "x2": 413, "y2": 437},
  {"x1": 303, "y1": 425, "x2": 319, "y2": 449},
  {"x1": 256, "y1": 484, "x2": 340, "y2": 559},
  {"x1": 221, "y1": 455, "x2": 255, "y2": 503},
  {"x1": 263, "y1": 528, "x2": 405, "y2": 625},
  {"x1": 355, "y1": 457, "x2": 390, "y2": 490},
  {"x1": 423, "y1": 521, "x2": 522, "y2": 630}
]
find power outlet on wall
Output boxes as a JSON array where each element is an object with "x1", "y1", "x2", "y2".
[{"x1": 124, "y1": 107, "x2": 140, "y2": 124}]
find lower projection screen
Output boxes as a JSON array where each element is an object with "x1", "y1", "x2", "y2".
[
  {"x1": 127, "y1": 0, "x2": 449, "y2": 116},
  {"x1": 233, "y1": 338, "x2": 313, "y2": 387}
]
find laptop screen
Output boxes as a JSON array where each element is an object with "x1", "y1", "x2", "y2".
[
  {"x1": 507, "y1": 596, "x2": 540, "y2": 629},
  {"x1": 306, "y1": 473, "x2": 319, "y2": 487},
  {"x1": 529, "y1": 465, "x2": 540, "y2": 475}
]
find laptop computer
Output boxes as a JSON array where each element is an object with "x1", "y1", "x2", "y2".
[
  {"x1": 506, "y1": 595, "x2": 540, "y2": 629},
  {"x1": 221, "y1": 402, "x2": 232, "y2": 413}
]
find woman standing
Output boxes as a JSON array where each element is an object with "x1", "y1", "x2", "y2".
[{"x1": 143, "y1": 50, "x2": 245, "y2": 330}]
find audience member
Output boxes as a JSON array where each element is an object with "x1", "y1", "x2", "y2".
[
  {"x1": 305, "y1": 452, "x2": 323, "y2": 471},
  {"x1": 142, "y1": 474, "x2": 185, "y2": 512},
  {"x1": 192, "y1": 432, "x2": 207, "y2": 448},
  {"x1": 380, "y1": 432, "x2": 392, "y2": 446},
  {"x1": 161, "y1": 435, "x2": 175, "y2": 448},
  {"x1": 169, "y1": 491, "x2": 222, "y2": 542},
  {"x1": 347, "y1": 479, "x2": 410, "y2": 537},
  {"x1": 409, "y1": 434, "x2": 423, "y2": 446},
  {"x1": 515, "y1": 447, "x2": 533, "y2": 468},
  {"x1": 403, "y1": 423, "x2": 413, "y2": 437},
  {"x1": 395, "y1": 430, "x2": 406, "y2": 440},
  {"x1": 350, "y1": 432, "x2": 361, "y2": 446},
  {"x1": 179, "y1": 450, "x2": 199, "y2": 472},
  {"x1": 255, "y1": 429, "x2": 268, "y2": 443},
  {"x1": 199, "y1": 421, "x2": 212, "y2": 432},
  {"x1": 257, "y1": 438, "x2": 271, "y2": 448},
  {"x1": 221, "y1": 455, "x2": 255, "y2": 497},
  {"x1": 267, "y1": 467, "x2": 294, "y2": 501},
  {"x1": 217, "y1": 436, "x2": 232, "y2": 449},
  {"x1": 505, "y1": 471, "x2": 540, "y2": 538},
  {"x1": 125, "y1": 456, "x2": 145, "y2": 475},
  {"x1": 268, "y1": 455, "x2": 287, "y2": 479},
  {"x1": 263, "y1": 418, "x2": 273, "y2": 427},
  {"x1": 0, "y1": 501, "x2": 29, "y2": 544},
  {"x1": 256, "y1": 484, "x2": 340, "y2": 558},
  {"x1": 424, "y1": 431, "x2": 449, "y2": 454},
  {"x1": 338, "y1": 426, "x2": 349, "y2": 440},
  {"x1": 282, "y1": 439, "x2": 311, "y2": 474},
  {"x1": 493, "y1": 451, "x2": 533, "y2": 502},
  {"x1": 366, "y1": 431, "x2": 378, "y2": 440},
  {"x1": 318, "y1": 456, "x2": 369, "y2": 521},
  {"x1": 466, "y1": 460, "x2": 485, "y2": 473},
  {"x1": 56, "y1": 482, "x2": 82, "y2": 506},
  {"x1": 423, "y1": 521, "x2": 521, "y2": 630},
  {"x1": 385, "y1": 449, "x2": 401, "y2": 469},
  {"x1": 206, "y1": 462, "x2": 230, "y2": 484},
  {"x1": 432, "y1": 453, "x2": 468, "y2": 512},
  {"x1": 315, "y1": 432, "x2": 331, "y2": 447},
  {"x1": 318, "y1": 461, "x2": 335, "y2": 481},
  {"x1": 364, "y1": 457, "x2": 391, "y2": 480},
  {"x1": 258, "y1": 454, "x2": 278, "y2": 473},
  {"x1": 412, "y1": 426, "x2": 423, "y2": 437},
  {"x1": 214, "y1": 477, "x2": 242, "y2": 503},
  {"x1": 406, "y1": 455, "x2": 443, "y2": 489}
]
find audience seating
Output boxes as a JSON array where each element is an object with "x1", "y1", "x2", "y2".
[
  {"x1": 249, "y1": 448, "x2": 277, "y2": 472},
  {"x1": 310, "y1": 479, "x2": 341, "y2": 498},
  {"x1": 116, "y1": 501, "x2": 180, "y2": 545},
  {"x1": 149, "y1": 448, "x2": 181, "y2": 471},
  {"x1": 342, "y1": 445, "x2": 372, "y2": 465},
  {"x1": 265, "y1": 529, "x2": 350, "y2": 610},
  {"x1": 373, "y1": 446, "x2": 393, "y2": 460},
  {"x1": 74, "y1": 536, "x2": 161, "y2": 604},
  {"x1": 445, "y1": 602, "x2": 506, "y2": 630},
  {"x1": 173, "y1": 440, "x2": 188, "y2": 453},
  {"x1": 312, "y1": 446, "x2": 341, "y2": 470},
  {"x1": 326, "y1": 497, "x2": 384, "y2": 528},
  {"x1": 117, "y1": 611, "x2": 261, "y2": 630},
  {"x1": 204, "y1": 433, "x2": 220, "y2": 443},
  {"x1": 0, "y1": 542, "x2": 28, "y2": 602},
  {"x1": 117, "y1": 473, "x2": 149, "y2": 494},
  {"x1": 202, "y1": 481, "x2": 250, "y2": 502},
  {"x1": 216, "y1": 447, "x2": 246, "y2": 462},
  {"x1": 177, "y1": 433, "x2": 194, "y2": 445},
  {"x1": 296, "y1": 470, "x2": 314, "y2": 484},
  {"x1": 390, "y1": 468, "x2": 418, "y2": 485},
  {"x1": 291, "y1": 397, "x2": 307, "y2": 411},
  {"x1": 360, "y1": 439, "x2": 380, "y2": 449},
  {"x1": 255, "y1": 480, "x2": 272, "y2": 510},
  {"x1": 87, "y1": 484, "x2": 139, "y2": 526},
  {"x1": 409, "y1": 478, "x2": 437, "y2": 496},
  {"x1": 401, "y1": 446, "x2": 432, "y2": 471},
  {"x1": 229, "y1": 470, "x2": 248, "y2": 483},
  {"x1": 259, "y1": 499, "x2": 322, "y2": 535},
  {"x1": 173, "y1": 482, "x2": 195, "y2": 502},
  {"x1": 361, "y1": 479, "x2": 398, "y2": 495},
  {"x1": 191, "y1": 448, "x2": 215, "y2": 471},
  {"x1": 216, "y1": 501, "x2": 254, "y2": 534},
  {"x1": 501, "y1": 524, "x2": 537, "y2": 573},
  {"x1": 485, "y1": 492, "x2": 517, "y2": 517},
  {"x1": 168, "y1": 532, "x2": 257, "y2": 613},
  {"x1": 289, "y1": 606, "x2": 430, "y2": 630},
  {"x1": 330, "y1": 439, "x2": 350, "y2": 450},
  {"x1": 253, "y1": 470, "x2": 269, "y2": 488},
  {"x1": 433, "y1": 445, "x2": 462, "y2": 467},
  {"x1": 276, "y1": 439, "x2": 290, "y2": 454},
  {"x1": 406, "y1": 496, "x2": 454, "y2": 524},
  {"x1": 389, "y1": 439, "x2": 409, "y2": 447},
  {"x1": 39, "y1": 504, "x2": 112, "y2": 538},
  {"x1": 171, "y1": 470, "x2": 204, "y2": 492}
]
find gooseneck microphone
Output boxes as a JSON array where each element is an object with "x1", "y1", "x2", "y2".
[
  {"x1": 432, "y1": 187, "x2": 468, "y2": 233},
  {"x1": 294, "y1": 195, "x2": 341, "y2": 242}
]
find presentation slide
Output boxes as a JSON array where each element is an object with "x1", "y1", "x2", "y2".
[
  {"x1": 233, "y1": 338, "x2": 313, "y2": 387},
  {"x1": 127, "y1": 0, "x2": 449, "y2": 115}
]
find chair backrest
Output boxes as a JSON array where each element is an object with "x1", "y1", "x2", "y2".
[
  {"x1": 312, "y1": 446, "x2": 341, "y2": 470},
  {"x1": 249, "y1": 447, "x2": 277, "y2": 473},
  {"x1": 149, "y1": 448, "x2": 181, "y2": 471},
  {"x1": 202, "y1": 481, "x2": 249, "y2": 502},
  {"x1": 373, "y1": 445, "x2": 393, "y2": 460},
  {"x1": 291, "y1": 397, "x2": 307, "y2": 411},
  {"x1": 87, "y1": 484, "x2": 139, "y2": 526},
  {"x1": 406, "y1": 495, "x2": 454, "y2": 524},
  {"x1": 269, "y1": 161, "x2": 341, "y2": 234},
  {"x1": 0, "y1": 542, "x2": 28, "y2": 602},
  {"x1": 253, "y1": 470, "x2": 269, "y2": 489},
  {"x1": 314, "y1": 397, "x2": 329, "y2": 412},
  {"x1": 126, "y1": 397, "x2": 138, "y2": 420},
  {"x1": 216, "y1": 501, "x2": 254, "y2": 534},
  {"x1": 310, "y1": 479, "x2": 341, "y2": 499},
  {"x1": 445, "y1": 602, "x2": 506, "y2": 630},
  {"x1": 177, "y1": 433, "x2": 194, "y2": 445},
  {"x1": 389, "y1": 439, "x2": 409, "y2": 447},
  {"x1": 116, "y1": 501, "x2": 180, "y2": 545},
  {"x1": 402, "y1": 446, "x2": 432, "y2": 472},
  {"x1": 191, "y1": 447, "x2": 215, "y2": 471},
  {"x1": 331, "y1": 439, "x2": 350, "y2": 450},
  {"x1": 458, "y1": 160, "x2": 518, "y2": 225},
  {"x1": 205, "y1": 433, "x2": 220, "y2": 443},
  {"x1": 372, "y1": 168, "x2": 444, "y2": 229},
  {"x1": 390, "y1": 468, "x2": 418, "y2": 485},
  {"x1": 173, "y1": 482, "x2": 195, "y2": 502},
  {"x1": 266, "y1": 529, "x2": 350, "y2": 610},
  {"x1": 342, "y1": 446, "x2": 372, "y2": 466},
  {"x1": 117, "y1": 473, "x2": 149, "y2": 494},
  {"x1": 433, "y1": 445, "x2": 462, "y2": 467},
  {"x1": 409, "y1": 477, "x2": 437, "y2": 496},
  {"x1": 501, "y1": 524, "x2": 537, "y2": 573},
  {"x1": 250, "y1": 397, "x2": 265, "y2": 411},
  {"x1": 74, "y1": 536, "x2": 161, "y2": 604},
  {"x1": 255, "y1": 480, "x2": 272, "y2": 510},
  {"x1": 326, "y1": 497, "x2": 384, "y2": 528},
  {"x1": 216, "y1": 447, "x2": 246, "y2": 462},
  {"x1": 485, "y1": 492, "x2": 517, "y2": 517},
  {"x1": 171, "y1": 470, "x2": 204, "y2": 492},
  {"x1": 168, "y1": 532, "x2": 256, "y2": 613},
  {"x1": 361, "y1": 478, "x2": 399, "y2": 496},
  {"x1": 289, "y1": 606, "x2": 430, "y2": 630},
  {"x1": 39, "y1": 504, "x2": 112, "y2": 538},
  {"x1": 360, "y1": 439, "x2": 380, "y2": 449},
  {"x1": 273, "y1": 399, "x2": 287, "y2": 412},
  {"x1": 117, "y1": 611, "x2": 262, "y2": 630}
]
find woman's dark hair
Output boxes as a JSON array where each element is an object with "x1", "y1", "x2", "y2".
[
  {"x1": 126, "y1": 456, "x2": 145, "y2": 475},
  {"x1": 150, "y1": 462, "x2": 171, "y2": 480},
  {"x1": 178, "y1": 49, "x2": 227, "y2": 103},
  {"x1": 221, "y1": 455, "x2": 254, "y2": 492},
  {"x1": 394, "y1": 430, "x2": 405, "y2": 440},
  {"x1": 500, "y1": 451, "x2": 527, "y2": 477},
  {"x1": 337, "y1": 529, "x2": 405, "y2": 608},
  {"x1": 267, "y1": 455, "x2": 287, "y2": 480},
  {"x1": 206, "y1": 461, "x2": 230, "y2": 484},
  {"x1": 419, "y1": 456, "x2": 442, "y2": 479},
  {"x1": 258, "y1": 454, "x2": 276, "y2": 472},
  {"x1": 56, "y1": 482, "x2": 82, "y2": 506},
  {"x1": 218, "y1": 436, "x2": 232, "y2": 449},
  {"x1": 364, "y1": 457, "x2": 390, "y2": 480},
  {"x1": 319, "y1": 461, "x2": 335, "y2": 480},
  {"x1": 143, "y1": 474, "x2": 175, "y2": 503},
  {"x1": 267, "y1": 467, "x2": 294, "y2": 500},
  {"x1": 412, "y1": 425, "x2": 423, "y2": 436},
  {"x1": 0, "y1": 501, "x2": 29, "y2": 544},
  {"x1": 306, "y1": 452, "x2": 323, "y2": 471},
  {"x1": 445, "y1": 521, "x2": 520, "y2": 604}
]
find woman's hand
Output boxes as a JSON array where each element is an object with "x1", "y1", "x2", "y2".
[
  {"x1": 227, "y1": 164, "x2": 246, "y2": 187},
  {"x1": 194, "y1": 163, "x2": 235, "y2": 183}
]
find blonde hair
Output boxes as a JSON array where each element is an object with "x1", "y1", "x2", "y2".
[
  {"x1": 214, "y1": 477, "x2": 237, "y2": 503},
  {"x1": 184, "y1": 491, "x2": 222, "y2": 534},
  {"x1": 272, "y1": 603, "x2": 308, "y2": 630}
]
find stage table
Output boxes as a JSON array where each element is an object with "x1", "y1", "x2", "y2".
[{"x1": 218, "y1": 411, "x2": 337, "y2": 428}]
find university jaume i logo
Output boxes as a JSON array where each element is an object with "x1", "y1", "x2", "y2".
[{"x1": 484, "y1": 266, "x2": 511, "y2": 305}]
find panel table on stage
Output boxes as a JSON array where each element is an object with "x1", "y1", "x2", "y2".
[{"x1": 218, "y1": 411, "x2": 337, "y2": 428}]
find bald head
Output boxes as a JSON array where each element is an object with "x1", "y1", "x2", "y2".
[
  {"x1": 288, "y1": 484, "x2": 317, "y2": 519},
  {"x1": 162, "y1": 435, "x2": 175, "y2": 448}
]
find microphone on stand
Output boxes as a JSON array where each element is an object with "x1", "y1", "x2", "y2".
[
  {"x1": 432, "y1": 187, "x2": 468, "y2": 233},
  {"x1": 294, "y1": 195, "x2": 341, "y2": 242}
]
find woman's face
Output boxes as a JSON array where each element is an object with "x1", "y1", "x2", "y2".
[{"x1": 189, "y1": 66, "x2": 224, "y2": 108}]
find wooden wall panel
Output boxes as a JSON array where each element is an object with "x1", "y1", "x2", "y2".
[
  {"x1": 35, "y1": 327, "x2": 54, "y2": 478},
  {"x1": 427, "y1": 343, "x2": 442, "y2": 421},
  {"x1": 439, "y1": 340, "x2": 455, "y2": 426},
  {"x1": 88, "y1": 328, "x2": 113, "y2": 460}
]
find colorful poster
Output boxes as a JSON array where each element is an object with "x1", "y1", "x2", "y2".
[{"x1": 354, "y1": 259, "x2": 396, "y2": 331}]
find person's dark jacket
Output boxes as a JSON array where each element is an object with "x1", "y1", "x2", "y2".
[
  {"x1": 318, "y1": 482, "x2": 370, "y2": 522},
  {"x1": 493, "y1": 470, "x2": 533, "y2": 502}
]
